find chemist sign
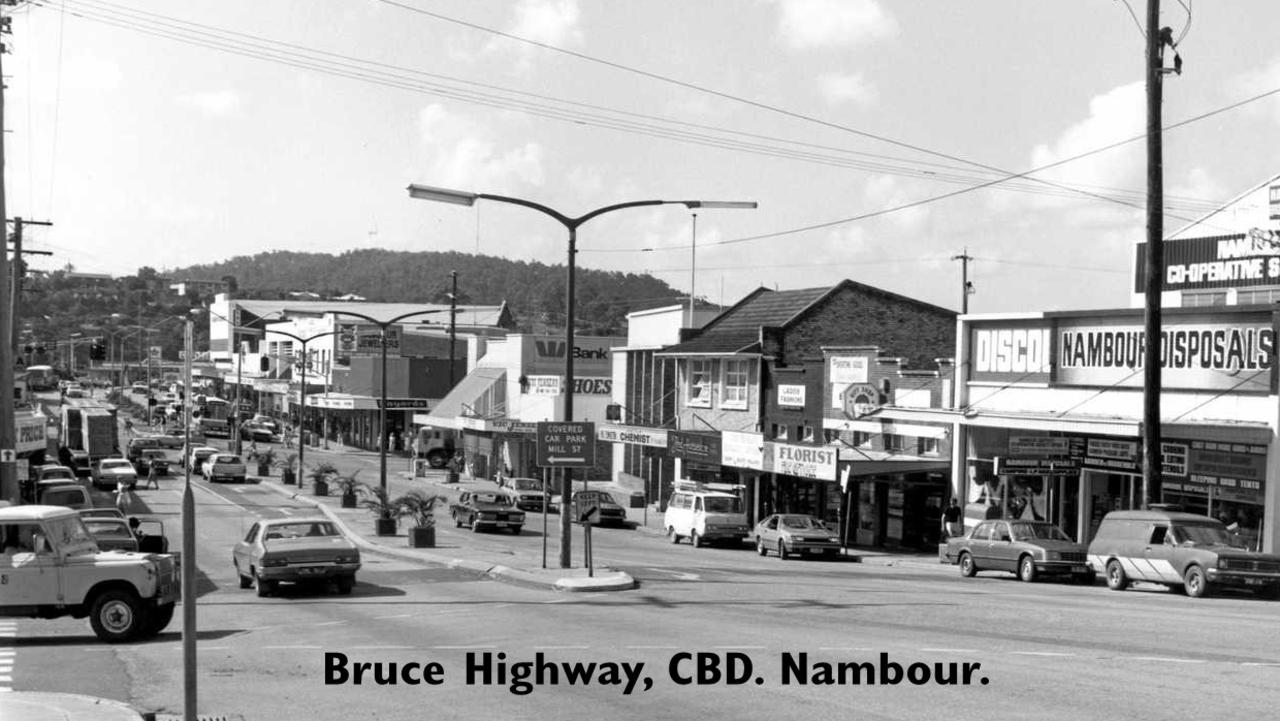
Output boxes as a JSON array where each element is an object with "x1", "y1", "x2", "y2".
[{"x1": 536, "y1": 422, "x2": 596, "y2": 468}]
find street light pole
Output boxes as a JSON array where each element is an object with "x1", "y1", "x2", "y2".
[
  {"x1": 180, "y1": 318, "x2": 197, "y2": 721},
  {"x1": 259, "y1": 328, "x2": 337, "y2": 484},
  {"x1": 408, "y1": 183, "x2": 755, "y2": 568}
]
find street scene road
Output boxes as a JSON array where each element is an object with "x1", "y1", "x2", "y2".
[{"x1": 5, "y1": 403, "x2": 1279, "y2": 720}]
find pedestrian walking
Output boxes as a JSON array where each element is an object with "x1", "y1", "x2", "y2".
[
  {"x1": 115, "y1": 479, "x2": 136, "y2": 515},
  {"x1": 124, "y1": 417, "x2": 134, "y2": 436},
  {"x1": 145, "y1": 462, "x2": 160, "y2": 490},
  {"x1": 942, "y1": 498, "x2": 963, "y2": 539}
]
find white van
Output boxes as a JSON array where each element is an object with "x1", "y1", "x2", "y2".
[{"x1": 663, "y1": 488, "x2": 749, "y2": 548}]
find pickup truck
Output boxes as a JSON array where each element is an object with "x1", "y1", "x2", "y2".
[{"x1": 0, "y1": 505, "x2": 180, "y2": 642}]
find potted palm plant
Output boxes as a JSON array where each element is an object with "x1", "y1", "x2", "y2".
[
  {"x1": 334, "y1": 470, "x2": 366, "y2": 509},
  {"x1": 396, "y1": 490, "x2": 445, "y2": 548},
  {"x1": 306, "y1": 461, "x2": 338, "y2": 497},
  {"x1": 275, "y1": 452, "x2": 299, "y2": 485},
  {"x1": 255, "y1": 446, "x2": 277, "y2": 478},
  {"x1": 360, "y1": 485, "x2": 401, "y2": 537}
]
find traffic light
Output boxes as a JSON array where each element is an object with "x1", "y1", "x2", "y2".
[
  {"x1": 260, "y1": 357, "x2": 270, "y2": 372},
  {"x1": 89, "y1": 340, "x2": 106, "y2": 361}
]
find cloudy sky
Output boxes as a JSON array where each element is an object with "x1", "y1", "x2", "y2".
[{"x1": 6, "y1": 0, "x2": 1279, "y2": 314}]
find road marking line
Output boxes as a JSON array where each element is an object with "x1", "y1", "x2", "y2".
[
  {"x1": 1242, "y1": 662, "x2": 1280, "y2": 667},
  {"x1": 1010, "y1": 651, "x2": 1076, "y2": 657},
  {"x1": 0, "y1": 676, "x2": 10, "y2": 683},
  {"x1": 1124, "y1": 656, "x2": 1206, "y2": 664},
  {"x1": 373, "y1": 614, "x2": 414, "y2": 620},
  {"x1": 312, "y1": 621, "x2": 347, "y2": 627}
]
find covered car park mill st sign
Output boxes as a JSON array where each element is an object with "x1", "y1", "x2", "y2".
[{"x1": 536, "y1": 422, "x2": 596, "y2": 468}]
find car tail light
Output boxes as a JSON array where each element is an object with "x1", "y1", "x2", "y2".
[{"x1": 262, "y1": 556, "x2": 289, "y2": 567}]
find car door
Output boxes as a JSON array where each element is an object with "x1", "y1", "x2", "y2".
[
  {"x1": 1140, "y1": 523, "x2": 1181, "y2": 584},
  {"x1": 0, "y1": 522, "x2": 59, "y2": 605},
  {"x1": 988, "y1": 521, "x2": 1018, "y2": 572},
  {"x1": 968, "y1": 521, "x2": 995, "y2": 567},
  {"x1": 759, "y1": 515, "x2": 780, "y2": 546},
  {"x1": 234, "y1": 522, "x2": 260, "y2": 571}
]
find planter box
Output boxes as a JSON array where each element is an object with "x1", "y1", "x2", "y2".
[
  {"x1": 257, "y1": 462, "x2": 271, "y2": 477},
  {"x1": 282, "y1": 469, "x2": 296, "y2": 485},
  {"x1": 444, "y1": 470, "x2": 459, "y2": 484},
  {"x1": 314, "y1": 480, "x2": 329, "y2": 497},
  {"x1": 375, "y1": 518, "x2": 397, "y2": 537},
  {"x1": 408, "y1": 526, "x2": 435, "y2": 548},
  {"x1": 340, "y1": 492, "x2": 357, "y2": 508}
]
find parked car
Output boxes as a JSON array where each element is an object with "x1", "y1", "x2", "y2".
[
  {"x1": 450, "y1": 490, "x2": 525, "y2": 534},
  {"x1": 663, "y1": 487, "x2": 749, "y2": 547},
  {"x1": 65, "y1": 384, "x2": 85, "y2": 398},
  {"x1": 131, "y1": 381, "x2": 149, "y2": 393},
  {"x1": 34, "y1": 464, "x2": 78, "y2": 483},
  {"x1": 202, "y1": 453, "x2": 247, "y2": 483},
  {"x1": 82, "y1": 517, "x2": 140, "y2": 552},
  {"x1": 947, "y1": 519, "x2": 1093, "y2": 584},
  {"x1": 78, "y1": 507, "x2": 127, "y2": 521},
  {"x1": 126, "y1": 437, "x2": 163, "y2": 463},
  {"x1": 753, "y1": 513, "x2": 841, "y2": 559},
  {"x1": 187, "y1": 446, "x2": 221, "y2": 473},
  {"x1": 92, "y1": 458, "x2": 139, "y2": 491},
  {"x1": 567, "y1": 490, "x2": 628, "y2": 527},
  {"x1": 501, "y1": 477, "x2": 550, "y2": 512},
  {"x1": 36, "y1": 480, "x2": 92, "y2": 510},
  {"x1": 1087, "y1": 509, "x2": 1280, "y2": 598},
  {"x1": 134, "y1": 449, "x2": 171, "y2": 476},
  {"x1": 232, "y1": 518, "x2": 361, "y2": 597}
]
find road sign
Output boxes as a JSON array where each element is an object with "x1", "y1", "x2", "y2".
[{"x1": 536, "y1": 421, "x2": 596, "y2": 468}]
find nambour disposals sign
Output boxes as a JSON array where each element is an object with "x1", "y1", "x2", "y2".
[{"x1": 969, "y1": 315, "x2": 1277, "y2": 393}]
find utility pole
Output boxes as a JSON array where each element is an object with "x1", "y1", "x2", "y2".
[
  {"x1": 448, "y1": 270, "x2": 458, "y2": 387},
  {"x1": 951, "y1": 248, "x2": 974, "y2": 314},
  {"x1": 0, "y1": 6, "x2": 16, "y2": 504},
  {"x1": 9, "y1": 217, "x2": 55, "y2": 359},
  {"x1": 1141, "y1": 0, "x2": 1180, "y2": 510}
]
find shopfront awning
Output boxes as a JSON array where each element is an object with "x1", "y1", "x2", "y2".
[
  {"x1": 412, "y1": 367, "x2": 507, "y2": 430},
  {"x1": 838, "y1": 446, "x2": 951, "y2": 477},
  {"x1": 304, "y1": 393, "x2": 433, "y2": 411}
]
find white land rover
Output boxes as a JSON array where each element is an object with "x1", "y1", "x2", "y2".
[{"x1": 0, "y1": 505, "x2": 180, "y2": 642}]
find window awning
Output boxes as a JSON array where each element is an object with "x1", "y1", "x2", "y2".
[{"x1": 413, "y1": 367, "x2": 507, "y2": 430}]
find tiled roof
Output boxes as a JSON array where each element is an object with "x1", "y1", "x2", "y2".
[{"x1": 658, "y1": 287, "x2": 830, "y2": 355}]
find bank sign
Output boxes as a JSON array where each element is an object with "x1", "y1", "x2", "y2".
[
  {"x1": 524, "y1": 335, "x2": 620, "y2": 376},
  {"x1": 1134, "y1": 229, "x2": 1280, "y2": 292}
]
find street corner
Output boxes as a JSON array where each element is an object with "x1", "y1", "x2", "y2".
[
  {"x1": 552, "y1": 569, "x2": 638, "y2": 592},
  {"x1": 0, "y1": 692, "x2": 145, "y2": 721}
]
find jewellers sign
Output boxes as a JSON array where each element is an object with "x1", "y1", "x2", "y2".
[{"x1": 1056, "y1": 319, "x2": 1274, "y2": 392}]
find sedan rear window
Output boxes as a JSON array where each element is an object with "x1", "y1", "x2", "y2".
[{"x1": 264, "y1": 522, "x2": 338, "y2": 540}]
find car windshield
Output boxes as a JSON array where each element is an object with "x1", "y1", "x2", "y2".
[
  {"x1": 473, "y1": 493, "x2": 506, "y2": 505},
  {"x1": 215, "y1": 455, "x2": 241, "y2": 464},
  {"x1": 512, "y1": 479, "x2": 542, "y2": 491},
  {"x1": 264, "y1": 522, "x2": 338, "y2": 541},
  {"x1": 84, "y1": 520, "x2": 133, "y2": 540},
  {"x1": 45, "y1": 516, "x2": 97, "y2": 555},
  {"x1": 1011, "y1": 522, "x2": 1072, "y2": 542},
  {"x1": 779, "y1": 515, "x2": 826, "y2": 530},
  {"x1": 704, "y1": 496, "x2": 742, "y2": 514},
  {"x1": 1171, "y1": 523, "x2": 1239, "y2": 547}
]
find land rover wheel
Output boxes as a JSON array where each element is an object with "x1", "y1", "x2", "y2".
[
  {"x1": 89, "y1": 589, "x2": 145, "y2": 643},
  {"x1": 756, "y1": 537, "x2": 768, "y2": 556},
  {"x1": 1105, "y1": 559, "x2": 1129, "y2": 591},
  {"x1": 958, "y1": 552, "x2": 976, "y2": 577},
  {"x1": 142, "y1": 603, "x2": 176, "y2": 637},
  {"x1": 1183, "y1": 565, "x2": 1208, "y2": 598},
  {"x1": 1018, "y1": 555, "x2": 1038, "y2": 583}
]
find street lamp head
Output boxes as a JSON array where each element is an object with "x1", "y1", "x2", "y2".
[
  {"x1": 682, "y1": 200, "x2": 757, "y2": 210},
  {"x1": 407, "y1": 183, "x2": 478, "y2": 207}
]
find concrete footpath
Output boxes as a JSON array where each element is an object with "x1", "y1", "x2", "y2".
[{"x1": 249, "y1": 442, "x2": 947, "y2": 591}]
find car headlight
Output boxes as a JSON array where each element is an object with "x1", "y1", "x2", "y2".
[
  {"x1": 1042, "y1": 551, "x2": 1059, "y2": 561},
  {"x1": 1218, "y1": 558, "x2": 1230, "y2": 570}
]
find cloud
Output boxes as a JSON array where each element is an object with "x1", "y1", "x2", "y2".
[
  {"x1": 1232, "y1": 55, "x2": 1280, "y2": 125},
  {"x1": 772, "y1": 0, "x2": 897, "y2": 50},
  {"x1": 486, "y1": 0, "x2": 583, "y2": 69},
  {"x1": 817, "y1": 72, "x2": 877, "y2": 106},
  {"x1": 862, "y1": 175, "x2": 931, "y2": 231},
  {"x1": 175, "y1": 90, "x2": 241, "y2": 116},
  {"x1": 416, "y1": 104, "x2": 545, "y2": 190}
]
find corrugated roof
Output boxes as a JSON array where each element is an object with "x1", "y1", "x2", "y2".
[{"x1": 232, "y1": 299, "x2": 509, "y2": 328}]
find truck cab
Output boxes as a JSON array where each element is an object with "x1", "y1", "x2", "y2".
[{"x1": 0, "y1": 505, "x2": 180, "y2": 642}]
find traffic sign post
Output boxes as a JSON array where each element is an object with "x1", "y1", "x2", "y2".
[{"x1": 536, "y1": 422, "x2": 596, "y2": 468}]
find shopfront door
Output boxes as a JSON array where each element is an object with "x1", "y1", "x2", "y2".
[{"x1": 1084, "y1": 470, "x2": 1140, "y2": 542}]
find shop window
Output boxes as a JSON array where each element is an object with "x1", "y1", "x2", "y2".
[
  {"x1": 884, "y1": 434, "x2": 907, "y2": 452},
  {"x1": 800, "y1": 425, "x2": 815, "y2": 442},
  {"x1": 852, "y1": 431, "x2": 871, "y2": 448},
  {"x1": 917, "y1": 437, "x2": 939, "y2": 456},
  {"x1": 1182, "y1": 290, "x2": 1227, "y2": 307},
  {"x1": 1236, "y1": 288, "x2": 1280, "y2": 305},
  {"x1": 721, "y1": 359, "x2": 749, "y2": 409},
  {"x1": 823, "y1": 429, "x2": 841, "y2": 444},
  {"x1": 687, "y1": 359, "x2": 713, "y2": 408},
  {"x1": 772, "y1": 423, "x2": 789, "y2": 441}
]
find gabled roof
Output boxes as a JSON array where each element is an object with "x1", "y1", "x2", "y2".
[{"x1": 657, "y1": 280, "x2": 953, "y2": 356}]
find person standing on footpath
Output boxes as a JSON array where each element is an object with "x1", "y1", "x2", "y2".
[{"x1": 942, "y1": 498, "x2": 963, "y2": 539}]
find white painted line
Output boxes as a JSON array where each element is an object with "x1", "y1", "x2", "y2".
[
  {"x1": 0, "y1": 688, "x2": 11, "y2": 693},
  {"x1": 1124, "y1": 656, "x2": 1206, "y2": 664},
  {"x1": 1010, "y1": 651, "x2": 1077, "y2": 657},
  {"x1": 0, "y1": 676, "x2": 10, "y2": 683},
  {"x1": 1242, "y1": 662, "x2": 1280, "y2": 667},
  {"x1": 312, "y1": 621, "x2": 347, "y2": 627},
  {"x1": 372, "y1": 614, "x2": 414, "y2": 620}
]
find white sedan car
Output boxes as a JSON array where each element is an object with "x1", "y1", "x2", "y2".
[
  {"x1": 202, "y1": 453, "x2": 247, "y2": 483},
  {"x1": 92, "y1": 458, "x2": 139, "y2": 491}
]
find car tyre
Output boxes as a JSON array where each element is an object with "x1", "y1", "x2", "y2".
[
  {"x1": 454, "y1": 512, "x2": 463, "y2": 528},
  {"x1": 668, "y1": 527, "x2": 680, "y2": 544},
  {"x1": 89, "y1": 589, "x2": 145, "y2": 643},
  {"x1": 1183, "y1": 565, "x2": 1209, "y2": 598},
  {"x1": 756, "y1": 537, "x2": 768, "y2": 556},
  {"x1": 255, "y1": 570, "x2": 277, "y2": 598},
  {"x1": 510, "y1": 525, "x2": 523, "y2": 535},
  {"x1": 777, "y1": 540, "x2": 790, "y2": 560},
  {"x1": 142, "y1": 603, "x2": 176, "y2": 637},
  {"x1": 1105, "y1": 559, "x2": 1129, "y2": 591},
  {"x1": 958, "y1": 552, "x2": 977, "y2": 577},
  {"x1": 690, "y1": 530, "x2": 701, "y2": 548},
  {"x1": 235, "y1": 562, "x2": 253, "y2": 589},
  {"x1": 335, "y1": 576, "x2": 355, "y2": 595},
  {"x1": 1018, "y1": 555, "x2": 1038, "y2": 583}
]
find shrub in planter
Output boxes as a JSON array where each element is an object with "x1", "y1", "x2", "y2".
[
  {"x1": 255, "y1": 446, "x2": 277, "y2": 477},
  {"x1": 275, "y1": 452, "x2": 300, "y2": 485},
  {"x1": 360, "y1": 485, "x2": 402, "y2": 537},
  {"x1": 334, "y1": 470, "x2": 366, "y2": 508},
  {"x1": 306, "y1": 461, "x2": 338, "y2": 497},
  {"x1": 396, "y1": 490, "x2": 445, "y2": 548}
]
